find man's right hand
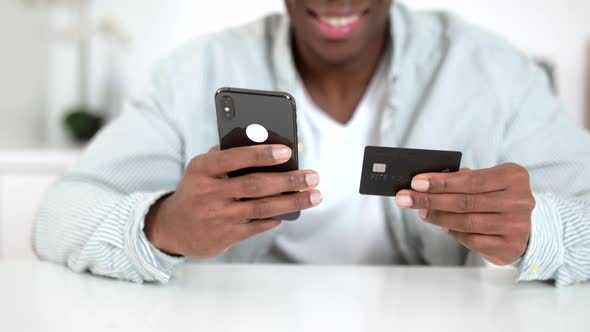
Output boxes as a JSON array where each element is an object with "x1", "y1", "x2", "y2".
[{"x1": 144, "y1": 144, "x2": 322, "y2": 258}]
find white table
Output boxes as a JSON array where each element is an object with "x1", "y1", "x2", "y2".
[
  {"x1": 0, "y1": 148, "x2": 80, "y2": 259},
  {"x1": 0, "y1": 261, "x2": 588, "y2": 332}
]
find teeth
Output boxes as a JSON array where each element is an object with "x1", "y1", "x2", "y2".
[{"x1": 319, "y1": 14, "x2": 361, "y2": 28}]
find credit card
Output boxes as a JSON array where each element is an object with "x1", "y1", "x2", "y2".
[{"x1": 359, "y1": 146, "x2": 462, "y2": 197}]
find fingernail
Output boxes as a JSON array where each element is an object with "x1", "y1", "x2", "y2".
[
  {"x1": 305, "y1": 173, "x2": 319, "y2": 186},
  {"x1": 396, "y1": 194, "x2": 413, "y2": 208},
  {"x1": 310, "y1": 191, "x2": 323, "y2": 205},
  {"x1": 418, "y1": 209, "x2": 428, "y2": 220},
  {"x1": 272, "y1": 147, "x2": 291, "y2": 160},
  {"x1": 411, "y1": 179, "x2": 430, "y2": 191}
]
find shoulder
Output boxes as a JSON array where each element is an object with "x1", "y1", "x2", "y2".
[
  {"x1": 397, "y1": 4, "x2": 545, "y2": 105},
  {"x1": 153, "y1": 13, "x2": 282, "y2": 84},
  {"x1": 145, "y1": 14, "x2": 283, "y2": 126}
]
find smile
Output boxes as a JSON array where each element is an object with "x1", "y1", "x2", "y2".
[
  {"x1": 317, "y1": 13, "x2": 363, "y2": 28},
  {"x1": 306, "y1": 8, "x2": 369, "y2": 40}
]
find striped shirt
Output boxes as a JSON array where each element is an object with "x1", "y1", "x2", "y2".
[{"x1": 33, "y1": 3, "x2": 590, "y2": 286}]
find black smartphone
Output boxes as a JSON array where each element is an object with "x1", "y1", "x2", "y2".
[{"x1": 215, "y1": 87, "x2": 300, "y2": 221}]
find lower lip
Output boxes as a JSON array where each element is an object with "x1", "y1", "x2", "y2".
[{"x1": 311, "y1": 15, "x2": 365, "y2": 40}]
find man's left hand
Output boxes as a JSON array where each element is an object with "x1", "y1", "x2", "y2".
[{"x1": 396, "y1": 163, "x2": 535, "y2": 265}]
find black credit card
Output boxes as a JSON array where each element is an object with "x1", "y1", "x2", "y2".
[{"x1": 359, "y1": 146, "x2": 462, "y2": 197}]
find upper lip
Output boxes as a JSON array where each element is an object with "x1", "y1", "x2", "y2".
[{"x1": 306, "y1": 8, "x2": 369, "y2": 19}]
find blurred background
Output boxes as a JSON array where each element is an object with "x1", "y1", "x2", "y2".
[{"x1": 0, "y1": 0, "x2": 589, "y2": 260}]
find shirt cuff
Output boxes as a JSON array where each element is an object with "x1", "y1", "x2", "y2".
[
  {"x1": 515, "y1": 193, "x2": 564, "y2": 283},
  {"x1": 125, "y1": 191, "x2": 185, "y2": 283}
]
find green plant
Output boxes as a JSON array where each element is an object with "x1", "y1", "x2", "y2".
[{"x1": 63, "y1": 107, "x2": 104, "y2": 142}]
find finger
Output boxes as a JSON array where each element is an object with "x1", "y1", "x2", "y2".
[
  {"x1": 231, "y1": 190, "x2": 322, "y2": 221},
  {"x1": 232, "y1": 219, "x2": 282, "y2": 242},
  {"x1": 396, "y1": 190, "x2": 509, "y2": 213},
  {"x1": 447, "y1": 230, "x2": 508, "y2": 261},
  {"x1": 418, "y1": 210, "x2": 504, "y2": 235},
  {"x1": 224, "y1": 170, "x2": 320, "y2": 198},
  {"x1": 209, "y1": 145, "x2": 221, "y2": 153},
  {"x1": 195, "y1": 145, "x2": 292, "y2": 177},
  {"x1": 411, "y1": 164, "x2": 519, "y2": 194}
]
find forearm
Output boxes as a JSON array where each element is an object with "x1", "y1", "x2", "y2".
[
  {"x1": 516, "y1": 192, "x2": 590, "y2": 287},
  {"x1": 33, "y1": 178, "x2": 183, "y2": 283}
]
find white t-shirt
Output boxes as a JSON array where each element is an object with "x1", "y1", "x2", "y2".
[{"x1": 272, "y1": 59, "x2": 404, "y2": 265}]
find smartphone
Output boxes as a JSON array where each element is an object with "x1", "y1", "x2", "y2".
[{"x1": 215, "y1": 87, "x2": 300, "y2": 221}]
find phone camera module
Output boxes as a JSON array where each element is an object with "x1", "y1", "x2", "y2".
[{"x1": 222, "y1": 96, "x2": 235, "y2": 120}]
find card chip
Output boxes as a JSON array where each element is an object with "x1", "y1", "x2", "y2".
[{"x1": 372, "y1": 163, "x2": 387, "y2": 173}]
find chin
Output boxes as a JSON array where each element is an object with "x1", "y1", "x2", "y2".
[{"x1": 314, "y1": 44, "x2": 368, "y2": 66}]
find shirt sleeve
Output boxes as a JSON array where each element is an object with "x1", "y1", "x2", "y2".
[
  {"x1": 500, "y1": 60, "x2": 590, "y2": 287},
  {"x1": 32, "y1": 62, "x2": 186, "y2": 283},
  {"x1": 516, "y1": 193, "x2": 590, "y2": 286}
]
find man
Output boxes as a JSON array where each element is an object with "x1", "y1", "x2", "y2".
[{"x1": 33, "y1": 0, "x2": 590, "y2": 286}]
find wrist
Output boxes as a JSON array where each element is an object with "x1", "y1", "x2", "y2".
[{"x1": 144, "y1": 193, "x2": 181, "y2": 256}]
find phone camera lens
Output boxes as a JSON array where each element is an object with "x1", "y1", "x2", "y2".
[{"x1": 221, "y1": 96, "x2": 235, "y2": 120}]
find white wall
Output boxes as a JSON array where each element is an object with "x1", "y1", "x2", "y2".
[
  {"x1": 406, "y1": 0, "x2": 590, "y2": 126},
  {"x1": 47, "y1": 0, "x2": 285, "y2": 145},
  {"x1": 0, "y1": 1, "x2": 49, "y2": 148}
]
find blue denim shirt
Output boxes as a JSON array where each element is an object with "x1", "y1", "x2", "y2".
[{"x1": 33, "y1": 4, "x2": 590, "y2": 286}]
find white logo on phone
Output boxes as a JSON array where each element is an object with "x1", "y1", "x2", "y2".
[{"x1": 246, "y1": 124, "x2": 269, "y2": 143}]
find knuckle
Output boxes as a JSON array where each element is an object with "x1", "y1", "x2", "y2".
[
  {"x1": 507, "y1": 162, "x2": 525, "y2": 173},
  {"x1": 512, "y1": 197, "x2": 536, "y2": 212},
  {"x1": 186, "y1": 177, "x2": 216, "y2": 197},
  {"x1": 440, "y1": 177, "x2": 449, "y2": 192},
  {"x1": 521, "y1": 198, "x2": 535, "y2": 211},
  {"x1": 216, "y1": 152, "x2": 233, "y2": 171},
  {"x1": 463, "y1": 214, "x2": 479, "y2": 233},
  {"x1": 529, "y1": 195, "x2": 537, "y2": 211},
  {"x1": 431, "y1": 177, "x2": 448, "y2": 192},
  {"x1": 457, "y1": 194, "x2": 477, "y2": 211},
  {"x1": 256, "y1": 148, "x2": 274, "y2": 164},
  {"x1": 187, "y1": 154, "x2": 204, "y2": 173},
  {"x1": 240, "y1": 175, "x2": 261, "y2": 196},
  {"x1": 503, "y1": 162, "x2": 519, "y2": 172},
  {"x1": 423, "y1": 210, "x2": 437, "y2": 222},
  {"x1": 252, "y1": 201, "x2": 273, "y2": 219},
  {"x1": 506, "y1": 163, "x2": 529, "y2": 180},
  {"x1": 295, "y1": 193, "x2": 311, "y2": 210},
  {"x1": 287, "y1": 173, "x2": 303, "y2": 191},
  {"x1": 467, "y1": 173, "x2": 485, "y2": 192},
  {"x1": 417, "y1": 193, "x2": 432, "y2": 208}
]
